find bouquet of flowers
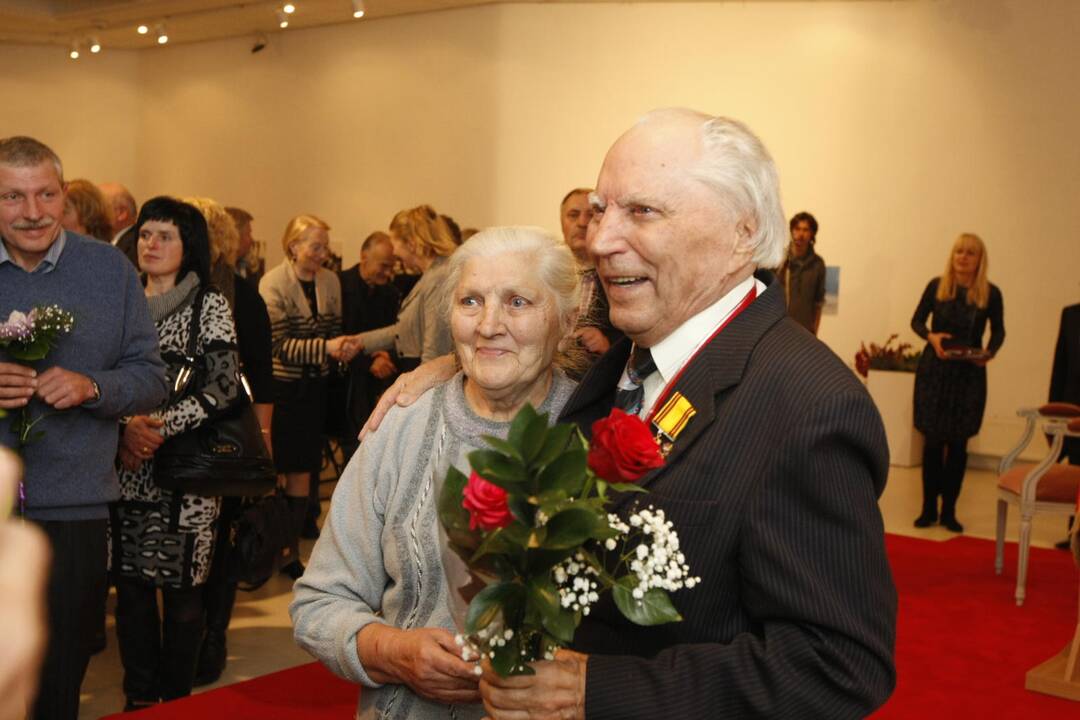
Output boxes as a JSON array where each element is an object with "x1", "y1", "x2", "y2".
[
  {"x1": 0, "y1": 306, "x2": 76, "y2": 448},
  {"x1": 437, "y1": 405, "x2": 699, "y2": 677},
  {"x1": 854, "y1": 333, "x2": 921, "y2": 378}
]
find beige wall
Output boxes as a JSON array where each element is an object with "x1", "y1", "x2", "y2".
[{"x1": 3, "y1": 0, "x2": 1078, "y2": 456}]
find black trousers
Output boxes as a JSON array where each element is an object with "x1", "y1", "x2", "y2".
[
  {"x1": 115, "y1": 576, "x2": 205, "y2": 702},
  {"x1": 31, "y1": 518, "x2": 108, "y2": 720},
  {"x1": 921, "y1": 437, "x2": 969, "y2": 519}
]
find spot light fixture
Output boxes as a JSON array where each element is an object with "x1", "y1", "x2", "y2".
[
  {"x1": 352, "y1": 0, "x2": 366, "y2": 18},
  {"x1": 137, "y1": 24, "x2": 149, "y2": 35},
  {"x1": 277, "y1": 10, "x2": 289, "y2": 29},
  {"x1": 156, "y1": 23, "x2": 168, "y2": 44},
  {"x1": 283, "y1": 3, "x2": 296, "y2": 13},
  {"x1": 69, "y1": 41, "x2": 80, "y2": 60},
  {"x1": 90, "y1": 37, "x2": 102, "y2": 54}
]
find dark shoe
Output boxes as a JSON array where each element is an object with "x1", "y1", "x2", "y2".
[
  {"x1": 940, "y1": 516, "x2": 964, "y2": 533},
  {"x1": 1055, "y1": 538, "x2": 1072, "y2": 550},
  {"x1": 280, "y1": 559, "x2": 305, "y2": 580},
  {"x1": 193, "y1": 632, "x2": 227, "y2": 687},
  {"x1": 301, "y1": 516, "x2": 321, "y2": 540},
  {"x1": 124, "y1": 699, "x2": 158, "y2": 712},
  {"x1": 913, "y1": 513, "x2": 937, "y2": 528}
]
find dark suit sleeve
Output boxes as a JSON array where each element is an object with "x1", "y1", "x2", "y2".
[
  {"x1": 1050, "y1": 306, "x2": 1069, "y2": 402},
  {"x1": 910, "y1": 279, "x2": 937, "y2": 340},
  {"x1": 986, "y1": 285, "x2": 1005, "y2": 356},
  {"x1": 233, "y1": 276, "x2": 275, "y2": 404},
  {"x1": 585, "y1": 390, "x2": 896, "y2": 719}
]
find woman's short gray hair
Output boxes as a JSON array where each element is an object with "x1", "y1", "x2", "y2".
[
  {"x1": 443, "y1": 226, "x2": 582, "y2": 336},
  {"x1": 639, "y1": 109, "x2": 787, "y2": 269}
]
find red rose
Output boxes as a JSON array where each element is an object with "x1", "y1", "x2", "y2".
[
  {"x1": 462, "y1": 471, "x2": 513, "y2": 531},
  {"x1": 587, "y1": 408, "x2": 664, "y2": 483}
]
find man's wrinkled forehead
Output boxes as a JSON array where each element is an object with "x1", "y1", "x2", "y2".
[{"x1": 592, "y1": 120, "x2": 703, "y2": 205}]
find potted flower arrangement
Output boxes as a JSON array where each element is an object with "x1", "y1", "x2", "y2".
[{"x1": 854, "y1": 334, "x2": 923, "y2": 467}]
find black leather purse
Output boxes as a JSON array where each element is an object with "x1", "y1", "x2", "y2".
[{"x1": 154, "y1": 287, "x2": 276, "y2": 498}]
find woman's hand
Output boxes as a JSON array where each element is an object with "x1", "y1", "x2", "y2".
[
  {"x1": 369, "y1": 351, "x2": 397, "y2": 380},
  {"x1": 358, "y1": 354, "x2": 458, "y2": 440},
  {"x1": 927, "y1": 332, "x2": 952, "y2": 360},
  {"x1": 357, "y1": 625, "x2": 480, "y2": 705},
  {"x1": 327, "y1": 336, "x2": 363, "y2": 363},
  {"x1": 122, "y1": 415, "x2": 165, "y2": 461}
]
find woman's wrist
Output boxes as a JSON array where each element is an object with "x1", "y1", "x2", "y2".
[{"x1": 356, "y1": 623, "x2": 403, "y2": 684}]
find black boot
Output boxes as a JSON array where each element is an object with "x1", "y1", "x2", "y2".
[
  {"x1": 193, "y1": 630, "x2": 227, "y2": 687},
  {"x1": 938, "y1": 440, "x2": 968, "y2": 533},
  {"x1": 914, "y1": 442, "x2": 943, "y2": 527}
]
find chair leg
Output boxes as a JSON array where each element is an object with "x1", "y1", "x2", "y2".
[
  {"x1": 1016, "y1": 513, "x2": 1033, "y2": 607},
  {"x1": 995, "y1": 499, "x2": 1007, "y2": 575}
]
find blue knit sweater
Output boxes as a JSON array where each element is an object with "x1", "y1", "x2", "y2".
[{"x1": 0, "y1": 232, "x2": 168, "y2": 520}]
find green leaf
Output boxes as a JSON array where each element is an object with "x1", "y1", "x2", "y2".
[
  {"x1": 481, "y1": 435, "x2": 523, "y2": 462},
  {"x1": 437, "y1": 466, "x2": 472, "y2": 533},
  {"x1": 541, "y1": 507, "x2": 599, "y2": 549},
  {"x1": 470, "y1": 522, "x2": 531, "y2": 562},
  {"x1": 527, "y1": 576, "x2": 577, "y2": 643},
  {"x1": 525, "y1": 548, "x2": 574, "y2": 576},
  {"x1": 507, "y1": 403, "x2": 541, "y2": 449},
  {"x1": 468, "y1": 449, "x2": 527, "y2": 488},
  {"x1": 612, "y1": 575, "x2": 683, "y2": 626},
  {"x1": 465, "y1": 581, "x2": 524, "y2": 635},
  {"x1": 536, "y1": 449, "x2": 587, "y2": 496},
  {"x1": 506, "y1": 493, "x2": 533, "y2": 527},
  {"x1": 608, "y1": 482, "x2": 648, "y2": 494},
  {"x1": 519, "y1": 413, "x2": 550, "y2": 465},
  {"x1": 532, "y1": 422, "x2": 575, "y2": 469}
]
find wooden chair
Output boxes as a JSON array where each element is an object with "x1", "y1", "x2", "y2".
[{"x1": 995, "y1": 405, "x2": 1080, "y2": 606}]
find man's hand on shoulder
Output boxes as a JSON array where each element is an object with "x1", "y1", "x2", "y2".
[
  {"x1": 0, "y1": 363, "x2": 36, "y2": 410},
  {"x1": 34, "y1": 367, "x2": 98, "y2": 409}
]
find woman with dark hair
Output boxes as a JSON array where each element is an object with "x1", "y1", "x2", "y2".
[
  {"x1": 911, "y1": 232, "x2": 1005, "y2": 533},
  {"x1": 111, "y1": 196, "x2": 241, "y2": 710}
]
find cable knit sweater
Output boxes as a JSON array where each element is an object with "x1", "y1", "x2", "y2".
[{"x1": 291, "y1": 369, "x2": 576, "y2": 720}]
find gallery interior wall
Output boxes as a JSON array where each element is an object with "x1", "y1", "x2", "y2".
[{"x1": 2, "y1": 0, "x2": 1078, "y2": 457}]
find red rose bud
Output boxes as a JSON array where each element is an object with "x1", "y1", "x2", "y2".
[
  {"x1": 587, "y1": 408, "x2": 664, "y2": 483},
  {"x1": 462, "y1": 471, "x2": 513, "y2": 531}
]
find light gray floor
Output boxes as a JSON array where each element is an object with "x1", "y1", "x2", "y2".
[{"x1": 78, "y1": 465, "x2": 1071, "y2": 718}]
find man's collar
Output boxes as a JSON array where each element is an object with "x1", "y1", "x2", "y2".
[
  {"x1": 0, "y1": 228, "x2": 67, "y2": 274},
  {"x1": 648, "y1": 275, "x2": 763, "y2": 392},
  {"x1": 111, "y1": 224, "x2": 133, "y2": 245}
]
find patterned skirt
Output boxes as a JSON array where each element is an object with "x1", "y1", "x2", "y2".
[{"x1": 913, "y1": 347, "x2": 988, "y2": 442}]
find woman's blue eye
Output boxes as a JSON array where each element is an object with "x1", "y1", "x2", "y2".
[{"x1": 510, "y1": 296, "x2": 529, "y2": 308}]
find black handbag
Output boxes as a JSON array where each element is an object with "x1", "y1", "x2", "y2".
[
  {"x1": 228, "y1": 490, "x2": 292, "y2": 591},
  {"x1": 154, "y1": 287, "x2": 277, "y2": 497}
]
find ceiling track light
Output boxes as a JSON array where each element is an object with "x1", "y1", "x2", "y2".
[
  {"x1": 283, "y1": 3, "x2": 296, "y2": 14},
  {"x1": 277, "y1": 10, "x2": 289, "y2": 29},
  {"x1": 137, "y1": 24, "x2": 149, "y2": 35},
  {"x1": 352, "y1": 0, "x2": 366, "y2": 19},
  {"x1": 89, "y1": 36, "x2": 102, "y2": 54},
  {"x1": 69, "y1": 41, "x2": 80, "y2": 59},
  {"x1": 156, "y1": 23, "x2": 168, "y2": 44}
]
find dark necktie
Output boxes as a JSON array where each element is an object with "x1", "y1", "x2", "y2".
[{"x1": 614, "y1": 345, "x2": 657, "y2": 415}]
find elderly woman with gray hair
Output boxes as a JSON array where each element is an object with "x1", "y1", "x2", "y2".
[{"x1": 290, "y1": 226, "x2": 581, "y2": 720}]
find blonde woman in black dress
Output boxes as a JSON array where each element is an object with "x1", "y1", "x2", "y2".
[{"x1": 911, "y1": 233, "x2": 1005, "y2": 532}]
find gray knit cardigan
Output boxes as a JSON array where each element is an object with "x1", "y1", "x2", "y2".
[{"x1": 291, "y1": 370, "x2": 576, "y2": 720}]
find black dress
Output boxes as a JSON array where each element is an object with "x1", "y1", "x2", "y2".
[{"x1": 911, "y1": 278, "x2": 1005, "y2": 441}]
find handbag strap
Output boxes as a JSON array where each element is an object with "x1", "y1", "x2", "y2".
[{"x1": 185, "y1": 284, "x2": 209, "y2": 360}]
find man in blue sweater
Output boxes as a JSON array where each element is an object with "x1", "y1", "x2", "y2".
[{"x1": 0, "y1": 136, "x2": 168, "y2": 719}]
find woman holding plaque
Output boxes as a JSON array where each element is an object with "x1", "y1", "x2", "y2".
[{"x1": 911, "y1": 232, "x2": 1005, "y2": 532}]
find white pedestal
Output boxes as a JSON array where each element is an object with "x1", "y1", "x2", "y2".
[{"x1": 867, "y1": 370, "x2": 923, "y2": 467}]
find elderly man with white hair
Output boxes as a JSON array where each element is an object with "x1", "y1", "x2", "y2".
[{"x1": 365, "y1": 108, "x2": 897, "y2": 719}]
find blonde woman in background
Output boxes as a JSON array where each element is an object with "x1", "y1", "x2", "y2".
[
  {"x1": 60, "y1": 179, "x2": 113, "y2": 242},
  {"x1": 354, "y1": 205, "x2": 457, "y2": 373},
  {"x1": 911, "y1": 233, "x2": 1005, "y2": 533},
  {"x1": 259, "y1": 215, "x2": 359, "y2": 579},
  {"x1": 184, "y1": 197, "x2": 275, "y2": 683}
]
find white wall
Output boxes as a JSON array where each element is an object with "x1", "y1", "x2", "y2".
[{"x1": 3, "y1": 0, "x2": 1078, "y2": 456}]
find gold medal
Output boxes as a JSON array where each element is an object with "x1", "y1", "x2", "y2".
[{"x1": 651, "y1": 391, "x2": 696, "y2": 457}]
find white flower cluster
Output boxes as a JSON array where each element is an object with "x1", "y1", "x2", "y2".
[
  {"x1": 552, "y1": 551, "x2": 600, "y2": 615},
  {"x1": 626, "y1": 505, "x2": 700, "y2": 602}
]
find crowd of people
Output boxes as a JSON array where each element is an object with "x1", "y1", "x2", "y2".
[{"x1": 1, "y1": 104, "x2": 1068, "y2": 719}]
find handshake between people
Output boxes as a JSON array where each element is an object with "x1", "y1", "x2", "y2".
[{"x1": 326, "y1": 334, "x2": 365, "y2": 364}]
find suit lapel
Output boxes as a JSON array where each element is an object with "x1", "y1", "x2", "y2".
[{"x1": 619, "y1": 272, "x2": 788, "y2": 497}]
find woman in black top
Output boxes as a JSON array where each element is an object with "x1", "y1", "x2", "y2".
[{"x1": 911, "y1": 233, "x2": 1005, "y2": 532}]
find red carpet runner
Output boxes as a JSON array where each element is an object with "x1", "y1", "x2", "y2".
[{"x1": 105, "y1": 534, "x2": 1078, "y2": 718}]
